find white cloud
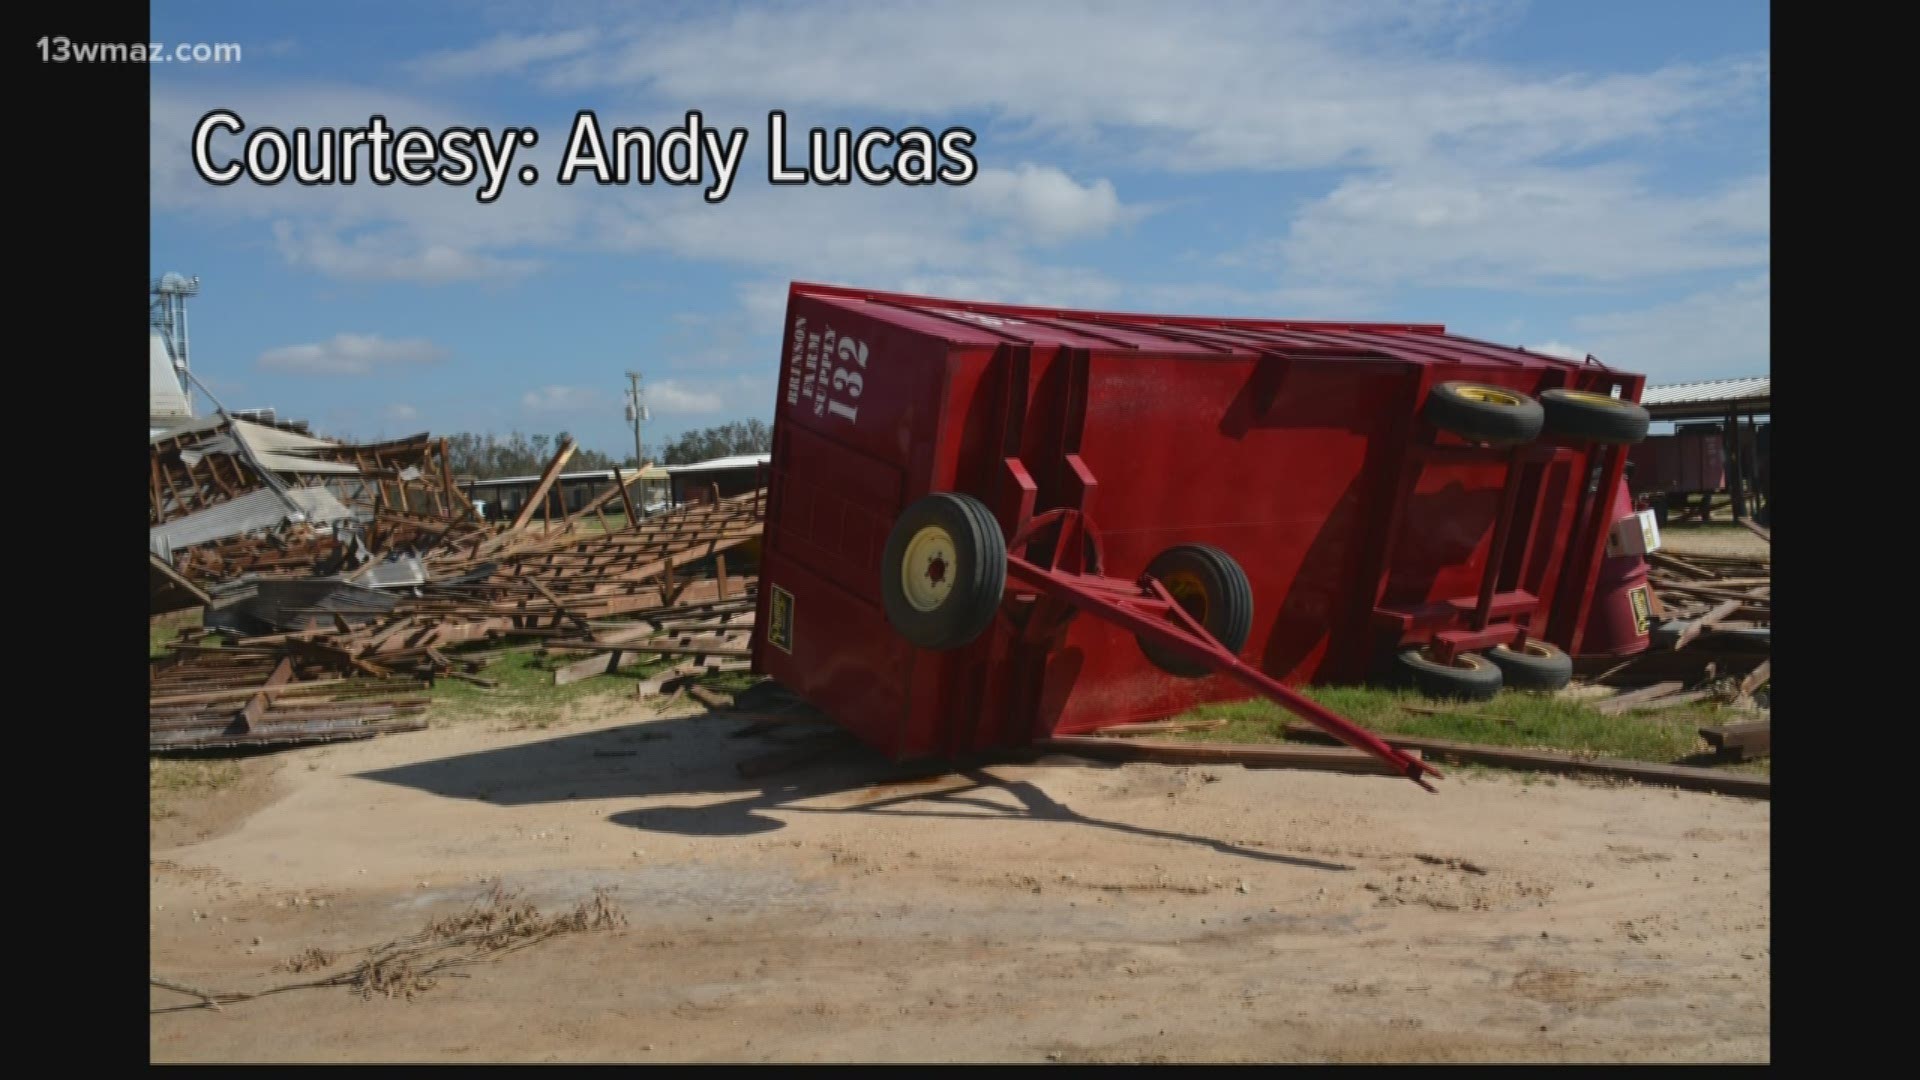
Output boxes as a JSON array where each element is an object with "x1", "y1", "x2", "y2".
[
  {"x1": 155, "y1": 7, "x2": 1768, "y2": 346},
  {"x1": 1555, "y1": 275, "x2": 1769, "y2": 383},
  {"x1": 960, "y1": 165, "x2": 1135, "y2": 241},
  {"x1": 523, "y1": 2, "x2": 1761, "y2": 172},
  {"x1": 1528, "y1": 341, "x2": 1590, "y2": 361},
  {"x1": 257, "y1": 333, "x2": 447, "y2": 375},
  {"x1": 151, "y1": 83, "x2": 582, "y2": 285},
  {"x1": 1276, "y1": 168, "x2": 1768, "y2": 290},
  {"x1": 384, "y1": 403, "x2": 420, "y2": 421},
  {"x1": 647, "y1": 380, "x2": 725, "y2": 412},
  {"x1": 354, "y1": 3, "x2": 1761, "y2": 315},
  {"x1": 272, "y1": 221, "x2": 541, "y2": 283},
  {"x1": 408, "y1": 30, "x2": 594, "y2": 79},
  {"x1": 151, "y1": 82, "x2": 1142, "y2": 294},
  {"x1": 522, "y1": 385, "x2": 606, "y2": 413}
]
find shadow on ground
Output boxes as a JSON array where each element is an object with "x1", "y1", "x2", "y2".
[{"x1": 358, "y1": 707, "x2": 1350, "y2": 872}]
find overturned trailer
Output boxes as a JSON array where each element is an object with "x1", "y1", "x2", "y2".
[{"x1": 750, "y1": 283, "x2": 1654, "y2": 787}]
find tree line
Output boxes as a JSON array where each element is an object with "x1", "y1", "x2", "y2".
[
  {"x1": 442, "y1": 420, "x2": 771, "y2": 478},
  {"x1": 658, "y1": 419, "x2": 770, "y2": 466}
]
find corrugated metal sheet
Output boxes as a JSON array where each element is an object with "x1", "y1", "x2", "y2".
[
  {"x1": 177, "y1": 432, "x2": 363, "y2": 476},
  {"x1": 150, "y1": 486, "x2": 356, "y2": 559},
  {"x1": 154, "y1": 417, "x2": 365, "y2": 475},
  {"x1": 353, "y1": 554, "x2": 428, "y2": 589},
  {"x1": 465, "y1": 468, "x2": 618, "y2": 487},
  {"x1": 1641, "y1": 376, "x2": 1770, "y2": 408},
  {"x1": 206, "y1": 576, "x2": 399, "y2": 632}
]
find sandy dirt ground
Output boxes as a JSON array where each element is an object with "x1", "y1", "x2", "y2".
[{"x1": 150, "y1": 702, "x2": 1770, "y2": 1063}]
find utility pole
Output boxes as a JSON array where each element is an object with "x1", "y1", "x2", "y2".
[{"x1": 624, "y1": 371, "x2": 647, "y2": 467}]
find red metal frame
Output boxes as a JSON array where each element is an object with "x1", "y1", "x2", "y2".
[
  {"x1": 1364, "y1": 364, "x2": 1646, "y2": 665},
  {"x1": 750, "y1": 281, "x2": 1653, "y2": 766},
  {"x1": 999, "y1": 508, "x2": 1442, "y2": 789}
]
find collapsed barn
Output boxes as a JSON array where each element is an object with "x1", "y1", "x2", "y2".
[{"x1": 150, "y1": 416, "x2": 764, "y2": 751}]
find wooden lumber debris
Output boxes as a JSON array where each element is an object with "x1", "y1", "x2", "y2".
[
  {"x1": 150, "y1": 419, "x2": 770, "y2": 750},
  {"x1": 1279, "y1": 723, "x2": 1768, "y2": 799},
  {"x1": 1091, "y1": 717, "x2": 1231, "y2": 737},
  {"x1": 1579, "y1": 543, "x2": 1769, "y2": 699},
  {"x1": 1036, "y1": 735, "x2": 1421, "y2": 777},
  {"x1": 1699, "y1": 720, "x2": 1770, "y2": 759},
  {"x1": 1590, "y1": 681, "x2": 1684, "y2": 715}
]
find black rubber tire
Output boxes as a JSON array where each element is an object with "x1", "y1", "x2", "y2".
[
  {"x1": 1485, "y1": 639, "x2": 1573, "y2": 692},
  {"x1": 1424, "y1": 381, "x2": 1544, "y2": 445},
  {"x1": 879, "y1": 492, "x2": 1007, "y2": 651},
  {"x1": 1539, "y1": 388, "x2": 1651, "y2": 445},
  {"x1": 1138, "y1": 544, "x2": 1254, "y2": 678},
  {"x1": 1395, "y1": 647, "x2": 1504, "y2": 701}
]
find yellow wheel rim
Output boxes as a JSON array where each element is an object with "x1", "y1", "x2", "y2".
[
  {"x1": 901, "y1": 525, "x2": 958, "y2": 613},
  {"x1": 1500, "y1": 640, "x2": 1554, "y2": 658},
  {"x1": 1161, "y1": 570, "x2": 1210, "y2": 624},
  {"x1": 1453, "y1": 385, "x2": 1524, "y2": 407},
  {"x1": 1558, "y1": 389, "x2": 1627, "y2": 408}
]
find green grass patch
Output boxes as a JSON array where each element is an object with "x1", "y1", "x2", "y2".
[
  {"x1": 427, "y1": 640, "x2": 761, "y2": 730},
  {"x1": 150, "y1": 608, "x2": 203, "y2": 659},
  {"x1": 1172, "y1": 684, "x2": 1767, "y2": 774},
  {"x1": 580, "y1": 511, "x2": 629, "y2": 533},
  {"x1": 149, "y1": 757, "x2": 241, "y2": 819}
]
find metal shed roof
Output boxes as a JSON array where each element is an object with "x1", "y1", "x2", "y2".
[
  {"x1": 664, "y1": 453, "x2": 772, "y2": 473},
  {"x1": 463, "y1": 466, "x2": 668, "y2": 488},
  {"x1": 1640, "y1": 376, "x2": 1769, "y2": 420}
]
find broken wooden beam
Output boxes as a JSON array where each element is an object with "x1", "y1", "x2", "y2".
[
  {"x1": 232, "y1": 656, "x2": 296, "y2": 735},
  {"x1": 508, "y1": 438, "x2": 579, "y2": 531},
  {"x1": 1035, "y1": 735, "x2": 1420, "y2": 776},
  {"x1": 1279, "y1": 724, "x2": 1768, "y2": 799},
  {"x1": 685, "y1": 684, "x2": 735, "y2": 710},
  {"x1": 1618, "y1": 688, "x2": 1715, "y2": 712},
  {"x1": 1590, "y1": 681, "x2": 1685, "y2": 715},
  {"x1": 1699, "y1": 720, "x2": 1770, "y2": 757},
  {"x1": 1091, "y1": 717, "x2": 1230, "y2": 737},
  {"x1": 1667, "y1": 598, "x2": 1745, "y2": 650}
]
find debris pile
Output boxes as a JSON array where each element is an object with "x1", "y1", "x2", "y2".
[
  {"x1": 1573, "y1": 545, "x2": 1769, "y2": 728},
  {"x1": 150, "y1": 418, "x2": 763, "y2": 751}
]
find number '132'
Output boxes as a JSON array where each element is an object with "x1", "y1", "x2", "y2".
[{"x1": 826, "y1": 336, "x2": 869, "y2": 423}]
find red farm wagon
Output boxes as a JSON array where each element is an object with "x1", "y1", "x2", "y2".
[{"x1": 750, "y1": 283, "x2": 1655, "y2": 789}]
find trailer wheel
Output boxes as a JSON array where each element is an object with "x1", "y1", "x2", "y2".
[
  {"x1": 880, "y1": 492, "x2": 1008, "y2": 651},
  {"x1": 1138, "y1": 544, "x2": 1254, "y2": 678},
  {"x1": 1424, "y1": 382, "x2": 1544, "y2": 445},
  {"x1": 1485, "y1": 639, "x2": 1573, "y2": 692},
  {"x1": 1539, "y1": 388, "x2": 1651, "y2": 445},
  {"x1": 1395, "y1": 647, "x2": 1504, "y2": 701}
]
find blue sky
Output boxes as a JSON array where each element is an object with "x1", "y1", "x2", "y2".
[{"x1": 150, "y1": 0, "x2": 1769, "y2": 460}]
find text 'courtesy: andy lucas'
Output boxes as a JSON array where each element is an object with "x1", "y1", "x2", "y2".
[{"x1": 191, "y1": 109, "x2": 979, "y2": 204}]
